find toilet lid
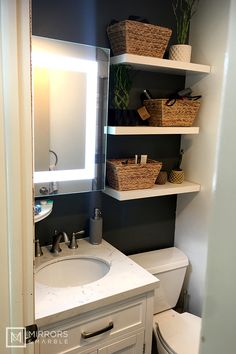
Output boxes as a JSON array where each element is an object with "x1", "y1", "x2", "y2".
[{"x1": 153, "y1": 310, "x2": 201, "y2": 354}]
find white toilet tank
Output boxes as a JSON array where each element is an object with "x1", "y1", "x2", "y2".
[{"x1": 129, "y1": 247, "x2": 189, "y2": 314}]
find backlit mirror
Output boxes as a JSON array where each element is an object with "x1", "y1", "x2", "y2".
[{"x1": 32, "y1": 36, "x2": 109, "y2": 196}]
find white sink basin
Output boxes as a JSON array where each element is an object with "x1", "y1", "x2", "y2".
[{"x1": 36, "y1": 257, "x2": 110, "y2": 288}]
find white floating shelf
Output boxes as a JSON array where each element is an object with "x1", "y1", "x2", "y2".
[
  {"x1": 110, "y1": 54, "x2": 211, "y2": 75},
  {"x1": 103, "y1": 181, "x2": 200, "y2": 201},
  {"x1": 107, "y1": 126, "x2": 199, "y2": 135},
  {"x1": 34, "y1": 202, "x2": 53, "y2": 223}
]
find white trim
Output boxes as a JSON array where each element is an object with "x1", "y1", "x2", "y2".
[
  {"x1": 0, "y1": 0, "x2": 34, "y2": 352},
  {"x1": 0, "y1": 6, "x2": 11, "y2": 351}
]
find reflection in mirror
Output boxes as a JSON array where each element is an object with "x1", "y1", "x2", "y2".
[{"x1": 32, "y1": 36, "x2": 109, "y2": 196}]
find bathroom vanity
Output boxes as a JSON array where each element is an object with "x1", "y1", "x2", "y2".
[{"x1": 34, "y1": 239, "x2": 159, "y2": 354}]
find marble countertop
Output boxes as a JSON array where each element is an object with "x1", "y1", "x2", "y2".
[{"x1": 35, "y1": 238, "x2": 159, "y2": 327}]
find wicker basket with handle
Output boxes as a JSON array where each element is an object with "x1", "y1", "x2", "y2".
[
  {"x1": 144, "y1": 99, "x2": 201, "y2": 127},
  {"x1": 106, "y1": 158, "x2": 162, "y2": 191},
  {"x1": 107, "y1": 20, "x2": 172, "y2": 58}
]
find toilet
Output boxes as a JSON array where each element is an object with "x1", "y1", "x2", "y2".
[{"x1": 129, "y1": 247, "x2": 201, "y2": 354}]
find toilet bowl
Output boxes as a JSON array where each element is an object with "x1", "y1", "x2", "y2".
[
  {"x1": 154, "y1": 310, "x2": 201, "y2": 354},
  {"x1": 129, "y1": 247, "x2": 201, "y2": 354}
]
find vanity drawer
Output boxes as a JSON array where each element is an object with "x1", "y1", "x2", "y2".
[{"x1": 38, "y1": 296, "x2": 146, "y2": 354}]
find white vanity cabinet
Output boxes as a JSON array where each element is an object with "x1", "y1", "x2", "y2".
[
  {"x1": 35, "y1": 294, "x2": 152, "y2": 354},
  {"x1": 35, "y1": 240, "x2": 157, "y2": 354}
]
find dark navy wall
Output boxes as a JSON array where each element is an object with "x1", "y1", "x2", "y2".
[
  {"x1": 32, "y1": 0, "x2": 178, "y2": 48},
  {"x1": 33, "y1": 0, "x2": 185, "y2": 255}
]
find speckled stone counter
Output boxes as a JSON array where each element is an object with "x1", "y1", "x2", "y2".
[{"x1": 35, "y1": 238, "x2": 159, "y2": 327}]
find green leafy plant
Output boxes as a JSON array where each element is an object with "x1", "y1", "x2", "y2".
[
  {"x1": 172, "y1": 0, "x2": 199, "y2": 44},
  {"x1": 109, "y1": 64, "x2": 132, "y2": 110}
]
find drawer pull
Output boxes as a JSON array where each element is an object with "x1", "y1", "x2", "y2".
[{"x1": 81, "y1": 321, "x2": 114, "y2": 339}]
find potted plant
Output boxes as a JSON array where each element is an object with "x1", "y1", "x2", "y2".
[
  {"x1": 169, "y1": 0, "x2": 199, "y2": 62},
  {"x1": 108, "y1": 64, "x2": 138, "y2": 126}
]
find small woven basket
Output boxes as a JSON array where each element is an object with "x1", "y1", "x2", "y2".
[
  {"x1": 107, "y1": 20, "x2": 172, "y2": 58},
  {"x1": 155, "y1": 171, "x2": 168, "y2": 185},
  {"x1": 144, "y1": 99, "x2": 201, "y2": 127},
  {"x1": 106, "y1": 158, "x2": 162, "y2": 191},
  {"x1": 169, "y1": 169, "x2": 184, "y2": 184}
]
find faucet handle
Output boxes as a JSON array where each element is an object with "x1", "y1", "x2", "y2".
[
  {"x1": 74, "y1": 230, "x2": 85, "y2": 237},
  {"x1": 35, "y1": 239, "x2": 43, "y2": 257},
  {"x1": 68, "y1": 230, "x2": 85, "y2": 249}
]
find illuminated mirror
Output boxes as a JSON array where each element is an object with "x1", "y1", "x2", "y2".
[{"x1": 32, "y1": 36, "x2": 109, "y2": 196}]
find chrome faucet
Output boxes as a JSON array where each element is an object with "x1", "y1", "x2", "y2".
[{"x1": 50, "y1": 230, "x2": 69, "y2": 253}]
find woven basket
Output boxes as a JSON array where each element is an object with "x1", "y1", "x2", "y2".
[
  {"x1": 144, "y1": 99, "x2": 200, "y2": 127},
  {"x1": 155, "y1": 171, "x2": 168, "y2": 185},
  {"x1": 107, "y1": 20, "x2": 172, "y2": 58},
  {"x1": 106, "y1": 158, "x2": 162, "y2": 191},
  {"x1": 169, "y1": 169, "x2": 184, "y2": 184}
]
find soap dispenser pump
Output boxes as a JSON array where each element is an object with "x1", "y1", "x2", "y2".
[{"x1": 89, "y1": 208, "x2": 103, "y2": 245}]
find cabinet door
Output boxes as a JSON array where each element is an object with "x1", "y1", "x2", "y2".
[
  {"x1": 36, "y1": 341, "x2": 97, "y2": 354},
  {"x1": 98, "y1": 332, "x2": 144, "y2": 354},
  {"x1": 36, "y1": 335, "x2": 98, "y2": 354},
  {"x1": 69, "y1": 349, "x2": 97, "y2": 354}
]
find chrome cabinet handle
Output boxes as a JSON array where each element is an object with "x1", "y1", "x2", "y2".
[{"x1": 81, "y1": 321, "x2": 114, "y2": 339}]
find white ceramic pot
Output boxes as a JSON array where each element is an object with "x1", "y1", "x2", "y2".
[{"x1": 169, "y1": 44, "x2": 192, "y2": 62}]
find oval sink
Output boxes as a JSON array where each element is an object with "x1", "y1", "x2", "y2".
[{"x1": 36, "y1": 257, "x2": 110, "y2": 288}]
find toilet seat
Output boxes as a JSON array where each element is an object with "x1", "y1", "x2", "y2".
[{"x1": 153, "y1": 310, "x2": 201, "y2": 354}]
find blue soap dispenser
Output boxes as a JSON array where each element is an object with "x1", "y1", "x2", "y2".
[{"x1": 89, "y1": 208, "x2": 103, "y2": 245}]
